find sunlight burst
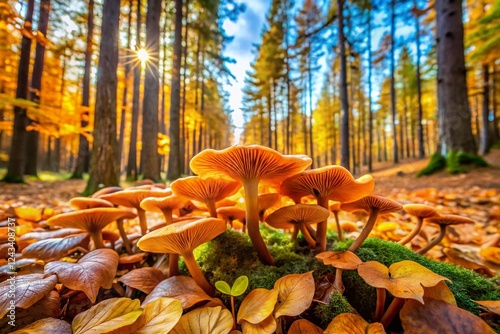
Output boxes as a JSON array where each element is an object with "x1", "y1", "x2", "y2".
[{"x1": 137, "y1": 49, "x2": 149, "y2": 63}]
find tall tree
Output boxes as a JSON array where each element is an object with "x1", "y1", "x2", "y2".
[
  {"x1": 389, "y1": 0, "x2": 398, "y2": 164},
  {"x1": 413, "y1": 0, "x2": 425, "y2": 159},
  {"x1": 84, "y1": 0, "x2": 121, "y2": 194},
  {"x1": 140, "y1": 0, "x2": 161, "y2": 181},
  {"x1": 338, "y1": 0, "x2": 350, "y2": 169}
]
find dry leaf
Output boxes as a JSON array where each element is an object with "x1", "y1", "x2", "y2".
[
  {"x1": 324, "y1": 313, "x2": 386, "y2": 334},
  {"x1": 287, "y1": 319, "x2": 323, "y2": 334},
  {"x1": 443, "y1": 248, "x2": 494, "y2": 277},
  {"x1": 170, "y1": 306, "x2": 233, "y2": 334},
  {"x1": 240, "y1": 315, "x2": 276, "y2": 334},
  {"x1": 423, "y1": 281, "x2": 456, "y2": 305},
  {"x1": 480, "y1": 247, "x2": 500, "y2": 265},
  {"x1": 72, "y1": 297, "x2": 142, "y2": 334},
  {"x1": 22, "y1": 233, "x2": 90, "y2": 262},
  {"x1": 400, "y1": 298, "x2": 495, "y2": 334},
  {"x1": 316, "y1": 251, "x2": 362, "y2": 269},
  {"x1": 143, "y1": 276, "x2": 211, "y2": 309},
  {"x1": 14, "y1": 207, "x2": 42, "y2": 222},
  {"x1": 237, "y1": 288, "x2": 278, "y2": 324},
  {"x1": 0, "y1": 273, "x2": 58, "y2": 318},
  {"x1": 45, "y1": 248, "x2": 119, "y2": 303},
  {"x1": 273, "y1": 271, "x2": 315, "y2": 318},
  {"x1": 117, "y1": 267, "x2": 165, "y2": 294},
  {"x1": 475, "y1": 300, "x2": 500, "y2": 316},
  {"x1": 357, "y1": 260, "x2": 450, "y2": 304},
  {"x1": 20, "y1": 228, "x2": 83, "y2": 241},
  {"x1": 11, "y1": 318, "x2": 72, "y2": 334}
]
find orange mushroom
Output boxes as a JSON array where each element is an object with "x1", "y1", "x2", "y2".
[
  {"x1": 47, "y1": 208, "x2": 137, "y2": 249},
  {"x1": 217, "y1": 206, "x2": 246, "y2": 230},
  {"x1": 265, "y1": 204, "x2": 329, "y2": 247},
  {"x1": 137, "y1": 218, "x2": 226, "y2": 295},
  {"x1": 398, "y1": 204, "x2": 439, "y2": 246},
  {"x1": 417, "y1": 214, "x2": 475, "y2": 255},
  {"x1": 140, "y1": 195, "x2": 186, "y2": 226},
  {"x1": 316, "y1": 250, "x2": 362, "y2": 292},
  {"x1": 280, "y1": 165, "x2": 374, "y2": 252},
  {"x1": 171, "y1": 176, "x2": 242, "y2": 218},
  {"x1": 329, "y1": 201, "x2": 343, "y2": 241},
  {"x1": 90, "y1": 186, "x2": 122, "y2": 198},
  {"x1": 69, "y1": 197, "x2": 114, "y2": 210},
  {"x1": 257, "y1": 193, "x2": 280, "y2": 222},
  {"x1": 190, "y1": 145, "x2": 312, "y2": 265}
]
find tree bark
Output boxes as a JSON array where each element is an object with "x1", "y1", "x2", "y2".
[
  {"x1": 390, "y1": 0, "x2": 398, "y2": 164},
  {"x1": 140, "y1": 0, "x2": 162, "y2": 181},
  {"x1": 84, "y1": 0, "x2": 121, "y2": 195},
  {"x1": 479, "y1": 64, "x2": 490, "y2": 154},
  {"x1": 338, "y1": 0, "x2": 350, "y2": 170},
  {"x1": 367, "y1": 10, "x2": 373, "y2": 172},
  {"x1": 414, "y1": 0, "x2": 425, "y2": 159}
]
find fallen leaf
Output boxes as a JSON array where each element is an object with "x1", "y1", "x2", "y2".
[
  {"x1": 480, "y1": 247, "x2": 500, "y2": 265},
  {"x1": 45, "y1": 248, "x2": 119, "y2": 303},
  {"x1": 19, "y1": 228, "x2": 84, "y2": 241},
  {"x1": 117, "y1": 267, "x2": 165, "y2": 294},
  {"x1": 170, "y1": 306, "x2": 233, "y2": 334},
  {"x1": 240, "y1": 315, "x2": 276, "y2": 334},
  {"x1": 443, "y1": 248, "x2": 495, "y2": 277},
  {"x1": 142, "y1": 276, "x2": 211, "y2": 309},
  {"x1": 11, "y1": 318, "x2": 72, "y2": 334},
  {"x1": 316, "y1": 251, "x2": 362, "y2": 269},
  {"x1": 324, "y1": 313, "x2": 385, "y2": 334},
  {"x1": 287, "y1": 319, "x2": 323, "y2": 334},
  {"x1": 237, "y1": 288, "x2": 278, "y2": 324},
  {"x1": 72, "y1": 298, "x2": 142, "y2": 334},
  {"x1": 273, "y1": 271, "x2": 315, "y2": 318},
  {"x1": 400, "y1": 298, "x2": 495, "y2": 334},
  {"x1": 0, "y1": 273, "x2": 58, "y2": 318},
  {"x1": 423, "y1": 281, "x2": 456, "y2": 305},
  {"x1": 22, "y1": 233, "x2": 90, "y2": 262},
  {"x1": 475, "y1": 300, "x2": 500, "y2": 316},
  {"x1": 14, "y1": 207, "x2": 42, "y2": 222}
]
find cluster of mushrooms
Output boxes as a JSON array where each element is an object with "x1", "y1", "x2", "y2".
[{"x1": 46, "y1": 145, "x2": 475, "y2": 296}]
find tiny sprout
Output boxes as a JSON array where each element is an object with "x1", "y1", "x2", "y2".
[{"x1": 215, "y1": 275, "x2": 249, "y2": 330}]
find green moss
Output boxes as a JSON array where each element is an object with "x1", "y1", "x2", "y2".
[
  {"x1": 417, "y1": 153, "x2": 446, "y2": 177},
  {"x1": 457, "y1": 152, "x2": 488, "y2": 167},
  {"x1": 313, "y1": 292, "x2": 354, "y2": 327},
  {"x1": 446, "y1": 151, "x2": 467, "y2": 174}
]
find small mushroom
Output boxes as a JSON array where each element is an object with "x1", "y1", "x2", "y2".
[
  {"x1": 140, "y1": 195, "x2": 186, "y2": 226},
  {"x1": 399, "y1": 204, "x2": 439, "y2": 246},
  {"x1": 417, "y1": 214, "x2": 475, "y2": 255},
  {"x1": 329, "y1": 201, "x2": 343, "y2": 241},
  {"x1": 217, "y1": 206, "x2": 246, "y2": 230},
  {"x1": 69, "y1": 197, "x2": 114, "y2": 210},
  {"x1": 265, "y1": 204, "x2": 330, "y2": 247},
  {"x1": 190, "y1": 145, "x2": 312, "y2": 265},
  {"x1": 137, "y1": 218, "x2": 226, "y2": 295},
  {"x1": 90, "y1": 186, "x2": 123, "y2": 198},
  {"x1": 257, "y1": 193, "x2": 280, "y2": 222},
  {"x1": 171, "y1": 176, "x2": 242, "y2": 218},
  {"x1": 47, "y1": 208, "x2": 137, "y2": 249}
]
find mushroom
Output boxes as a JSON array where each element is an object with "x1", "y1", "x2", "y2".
[
  {"x1": 69, "y1": 197, "x2": 114, "y2": 210},
  {"x1": 398, "y1": 204, "x2": 439, "y2": 246},
  {"x1": 190, "y1": 145, "x2": 312, "y2": 265},
  {"x1": 217, "y1": 206, "x2": 246, "y2": 230},
  {"x1": 257, "y1": 193, "x2": 280, "y2": 222},
  {"x1": 171, "y1": 176, "x2": 242, "y2": 218},
  {"x1": 329, "y1": 201, "x2": 343, "y2": 241},
  {"x1": 140, "y1": 195, "x2": 186, "y2": 226},
  {"x1": 417, "y1": 214, "x2": 475, "y2": 255},
  {"x1": 137, "y1": 218, "x2": 226, "y2": 295},
  {"x1": 265, "y1": 204, "x2": 329, "y2": 247},
  {"x1": 100, "y1": 189, "x2": 169, "y2": 235},
  {"x1": 90, "y1": 186, "x2": 123, "y2": 198},
  {"x1": 216, "y1": 199, "x2": 237, "y2": 208},
  {"x1": 316, "y1": 250, "x2": 362, "y2": 293},
  {"x1": 280, "y1": 165, "x2": 374, "y2": 252},
  {"x1": 46, "y1": 208, "x2": 137, "y2": 249}
]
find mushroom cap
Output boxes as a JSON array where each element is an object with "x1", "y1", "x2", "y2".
[
  {"x1": 258, "y1": 193, "x2": 280, "y2": 212},
  {"x1": 69, "y1": 197, "x2": 114, "y2": 210},
  {"x1": 216, "y1": 206, "x2": 246, "y2": 222},
  {"x1": 101, "y1": 230, "x2": 120, "y2": 242},
  {"x1": 316, "y1": 250, "x2": 363, "y2": 270},
  {"x1": 340, "y1": 195, "x2": 402, "y2": 214},
  {"x1": 137, "y1": 218, "x2": 226, "y2": 254},
  {"x1": 403, "y1": 204, "x2": 439, "y2": 218},
  {"x1": 100, "y1": 189, "x2": 170, "y2": 209},
  {"x1": 216, "y1": 199, "x2": 237, "y2": 208},
  {"x1": 425, "y1": 214, "x2": 475, "y2": 226},
  {"x1": 91, "y1": 186, "x2": 123, "y2": 198},
  {"x1": 329, "y1": 201, "x2": 341, "y2": 212},
  {"x1": 140, "y1": 195, "x2": 186, "y2": 213},
  {"x1": 190, "y1": 145, "x2": 312, "y2": 185},
  {"x1": 280, "y1": 165, "x2": 374, "y2": 203},
  {"x1": 171, "y1": 176, "x2": 242, "y2": 204},
  {"x1": 47, "y1": 208, "x2": 137, "y2": 233},
  {"x1": 265, "y1": 204, "x2": 330, "y2": 229}
]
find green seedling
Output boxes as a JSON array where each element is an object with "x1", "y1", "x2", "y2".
[{"x1": 215, "y1": 275, "x2": 249, "y2": 329}]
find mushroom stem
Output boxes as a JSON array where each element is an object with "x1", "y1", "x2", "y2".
[
  {"x1": 291, "y1": 226, "x2": 299, "y2": 241},
  {"x1": 315, "y1": 196, "x2": 329, "y2": 253},
  {"x1": 206, "y1": 199, "x2": 218, "y2": 218},
  {"x1": 91, "y1": 230, "x2": 105, "y2": 249},
  {"x1": 398, "y1": 217, "x2": 423, "y2": 246},
  {"x1": 161, "y1": 209, "x2": 174, "y2": 225},
  {"x1": 137, "y1": 209, "x2": 148, "y2": 235},
  {"x1": 182, "y1": 251, "x2": 215, "y2": 296},
  {"x1": 380, "y1": 297, "x2": 405, "y2": 329},
  {"x1": 417, "y1": 224, "x2": 447, "y2": 255},
  {"x1": 333, "y1": 268, "x2": 344, "y2": 293},
  {"x1": 333, "y1": 211, "x2": 343, "y2": 241},
  {"x1": 348, "y1": 207, "x2": 380, "y2": 253},
  {"x1": 169, "y1": 253, "x2": 179, "y2": 276},
  {"x1": 299, "y1": 224, "x2": 316, "y2": 248},
  {"x1": 244, "y1": 180, "x2": 274, "y2": 265},
  {"x1": 374, "y1": 288, "x2": 386, "y2": 322},
  {"x1": 306, "y1": 224, "x2": 316, "y2": 239},
  {"x1": 116, "y1": 218, "x2": 133, "y2": 254}
]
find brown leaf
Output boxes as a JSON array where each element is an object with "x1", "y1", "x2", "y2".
[
  {"x1": 143, "y1": 276, "x2": 211, "y2": 309},
  {"x1": 10, "y1": 318, "x2": 72, "y2": 334},
  {"x1": 400, "y1": 298, "x2": 495, "y2": 334},
  {"x1": 45, "y1": 248, "x2": 119, "y2": 303},
  {"x1": 237, "y1": 288, "x2": 278, "y2": 324},
  {"x1": 133, "y1": 297, "x2": 182, "y2": 334},
  {"x1": 316, "y1": 251, "x2": 362, "y2": 269},
  {"x1": 475, "y1": 300, "x2": 500, "y2": 316},
  {"x1": 273, "y1": 271, "x2": 315, "y2": 318},
  {"x1": 0, "y1": 273, "x2": 57, "y2": 318},
  {"x1": 324, "y1": 313, "x2": 386, "y2": 334},
  {"x1": 443, "y1": 248, "x2": 495, "y2": 277},
  {"x1": 480, "y1": 247, "x2": 500, "y2": 265},
  {"x1": 240, "y1": 315, "x2": 276, "y2": 334},
  {"x1": 423, "y1": 281, "x2": 456, "y2": 305},
  {"x1": 170, "y1": 306, "x2": 233, "y2": 334},
  {"x1": 288, "y1": 319, "x2": 323, "y2": 334},
  {"x1": 22, "y1": 233, "x2": 90, "y2": 262},
  {"x1": 117, "y1": 267, "x2": 164, "y2": 294},
  {"x1": 20, "y1": 228, "x2": 84, "y2": 241}
]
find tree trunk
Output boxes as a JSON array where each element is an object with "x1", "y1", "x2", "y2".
[
  {"x1": 338, "y1": 0, "x2": 350, "y2": 170},
  {"x1": 479, "y1": 64, "x2": 490, "y2": 154},
  {"x1": 167, "y1": 0, "x2": 183, "y2": 180},
  {"x1": 367, "y1": 10, "x2": 373, "y2": 172},
  {"x1": 140, "y1": 0, "x2": 161, "y2": 181},
  {"x1": 72, "y1": 0, "x2": 94, "y2": 179},
  {"x1": 390, "y1": 0, "x2": 398, "y2": 164},
  {"x1": 180, "y1": 0, "x2": 190, "y2": 175},
  {"x1": 84, "y1": 0, "x2": 121, "y2": 195},
  {"x1": 436, "y1": 0, "x2": 476, "y2": 155},
  {"x1": 414, "y1": 0, "x2": 425, "y2": 158}
]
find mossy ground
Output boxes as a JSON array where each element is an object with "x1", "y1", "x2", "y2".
[
  {"x1": 418, "y1": 151, "x2": 488, "y2": 176},
  {"x1": 193, "y1": 227, "x2": 500, "y2": 328}
]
